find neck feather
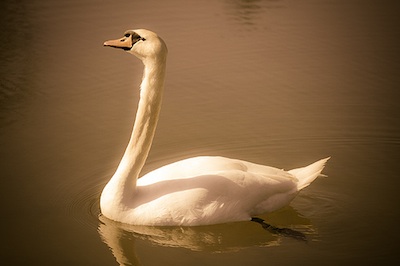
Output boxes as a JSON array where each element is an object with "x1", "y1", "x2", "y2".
[{"x1": 111, "y1": 57, "x2": 166, "y2": 192}]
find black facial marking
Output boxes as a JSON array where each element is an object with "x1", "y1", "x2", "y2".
[{"x1": 131, "y1": 31, "x2": 145, "y2": 43}]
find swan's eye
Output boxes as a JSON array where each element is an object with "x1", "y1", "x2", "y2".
[{"x1": 141, "y1": 37, "x2": 146, "y2": 41}]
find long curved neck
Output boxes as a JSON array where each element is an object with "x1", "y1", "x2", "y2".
[{"x1": 112, "y1": 56, "x2": 166, "y2": 191}]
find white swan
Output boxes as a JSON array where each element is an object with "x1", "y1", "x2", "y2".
[{"x1": 100, "y1": 29, "x2": 329, "y2": 226}]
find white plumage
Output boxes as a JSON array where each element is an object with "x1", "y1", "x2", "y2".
[{"x1": 100, "y1": 29, "x2": 329, "y2": 226}]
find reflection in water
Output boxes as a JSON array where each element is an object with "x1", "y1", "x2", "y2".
[{"x1": 98, "y1": 206, "x2": 314, "y2": 265}]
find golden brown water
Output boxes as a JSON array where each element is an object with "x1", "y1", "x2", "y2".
[{"x1": 1, "y1": 0, "x2": 399, "y2": 265}]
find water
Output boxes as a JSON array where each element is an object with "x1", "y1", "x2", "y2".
[{"x1": 1, "y1": 0, "x2": 399, "y2": 265}]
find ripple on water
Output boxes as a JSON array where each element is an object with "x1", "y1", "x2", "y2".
[
  {"x1": 62, "y1": 170, "x2": 106, "y2": 230},
  {"x1": 293, "y1": 189, "x2": 349, "y2": 239}
]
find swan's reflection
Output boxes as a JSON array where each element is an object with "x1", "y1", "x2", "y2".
[{"x1": 98, "y1": 207, "x2": 314, "y2": 265}]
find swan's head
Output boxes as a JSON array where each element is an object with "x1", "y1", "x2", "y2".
[{"x1": 104, "y1": 29, "x2": 167, "y2": 62}]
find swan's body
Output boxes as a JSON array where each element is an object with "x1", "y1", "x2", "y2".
[{"x1": 100, "y1": 29, "x2": 329, "y2": 226}]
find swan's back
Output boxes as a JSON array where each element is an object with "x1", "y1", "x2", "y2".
[{"x1": 139, "y1": 156, "x2": 291, "y2": 183}]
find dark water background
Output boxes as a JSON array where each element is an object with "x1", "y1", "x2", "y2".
[{"x1": 1, "y1": 0, "x2": 399, "y2": 265}]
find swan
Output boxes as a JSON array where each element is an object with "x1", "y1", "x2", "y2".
[{"x1": 100, "y1": 29, "x2": 329, "y2": 226}]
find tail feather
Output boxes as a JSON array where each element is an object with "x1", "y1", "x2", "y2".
[{"x1": 288, "y1": 157, "x2": 330, "y2": 190}]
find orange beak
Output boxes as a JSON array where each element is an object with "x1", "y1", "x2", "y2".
[{"x1": 103, "y1": 36, "x2": 133, "y2": 50}]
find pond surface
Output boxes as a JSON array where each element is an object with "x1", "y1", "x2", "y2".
[{"x1": 1, "y1": 0, "x2": 399, "y2": 265}]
